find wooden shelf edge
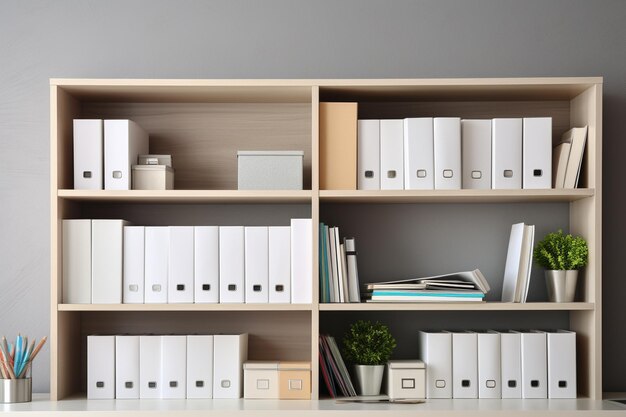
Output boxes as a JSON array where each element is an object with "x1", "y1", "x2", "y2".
[
  {"x1": 58, "y1": 303, "x2": 313, "y2": 312},
  {"x1": 319, "y1": 302, "x2": 595, "y2": 311}
]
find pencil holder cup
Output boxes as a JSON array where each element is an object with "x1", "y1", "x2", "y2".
[{"x1": 0, "y1": 378, "x2": 32, "y2": 403}]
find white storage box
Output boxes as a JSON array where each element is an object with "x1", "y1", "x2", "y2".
[
  {"x1": 237, "y1": 151, "x2": 304, "y2": 190},
  {"x1": 387, "y1": 360, "x2": 426, "y2": 400},
  {"x1": 132, "y1": 165, "x2": 174, "y2": 190},
  {"x1": 243, "y1": 361, "x2": 279, "y2": 399}
]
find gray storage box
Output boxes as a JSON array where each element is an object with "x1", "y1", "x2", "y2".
[{"x1": 237, "y1": 151, "x2": 304, "y2": 190}]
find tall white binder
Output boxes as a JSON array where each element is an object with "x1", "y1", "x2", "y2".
[
  {"x1": 62, "y1": 219, "x2": 92, "y2": 304},
  {"x1": 268, "y1": 226, "x2": 291, "y2": 303},
  {"x1": 492, "y1": 118, "x2": 522, "y2": 189},
  {"x1": 73, "y1": 119, "x2": 103, "y2": 190},
  {"x1": 168, "y1": 226, "x2": 194, "y2": 304},
  {"x1": 433, "y1": 117, "x2": 461, "y2": 189},
  {"x1": 161, "y1": 336, "x2": 187, "y2": 399},
  {"x1": 500, "y1": 330, "x2": 522, "y2": 399},
  {"x1": 144, "y1": 227, "x2": 169, "y2": 304},
  {"x1": 547, "y1": 330, "x2": 576, "y2": 398},
  {"x1": 194, "y1": 226, "x2": 219, "y2": 303},
  {"x1": 403, "y1": 118, "x2": 434, "y2": 190},
  {"x1": 139, "y1": 335, "x2": 162, "y2": 399},
  {"x1": 523, "y1": 117, "x2": 552, "y2": 189},
  {"x1": 87, "y1": 335, "x2": 115, "y2": 399},
  {"x1": 92, "y1": 219, "x2": 128, "y2": 304},
  {"x1": 187, "y1": 335, "x2": 214, "y2": 399},
  {"x1": 461, "y1": 119, "x2": 492, "y2": 189},
  {"x1": 477, "y1": 331, "x2": 501, "y2": 398},
  {"x1": 418, "y1": 331, "x2": 452, "y2": 398},
  {"x1": 291, "y1": 218, "x2": 312, "y2": 304},
  {"x1": 104, "y1": 119, "x2": 149, "y2": 190},
  {"x1": 115, "y1": 335, "x2": 140, "y2": 399},
  {"x1": 357, "y1": 120, "x2": 381, "y2": 190},
  {"x1": 380, "y1": 119, "x2": 404, "y2": 190},
  {"x1": 519, "y1": 330, "x2": 547, "y2": 398},
  {"x1": 219, "y1": 226, "x2": 245, "y2": 303},
  {"x1": 452, "y1": 331, "x2": 478, "y2": 399},
  {"x1": 245, "y1": 227, "x2": 269, "y2": 303},
  {"x1": 213, "y1": 334, "x2": 248, "y2": 399},
  {"x1": 123, "y1": 226, "x2": 145, "y2": 304}
]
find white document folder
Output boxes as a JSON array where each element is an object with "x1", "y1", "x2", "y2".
[
  {"x1": 92, "y1": 219, "x2": 128, "y2": 304},
  {"x1": 213, "y1": 334, "x2": 248, "y2": 399},
  {"x1": 291, "y1": 218, "x2": 312, "y2": 304},
  {"x1": 73, "y1": 119, "x2": 103, "y2": 190},
  {"x1": 357, "y1": 120, "x2": 381, "y2": 190},
  {"x1": 380, "y1": 119, "x2": 404, "y2": 190},
  {"x1": 403, "y1": 118, "x2": 434, "y2": 190},
  {"x1": 115, "y1": 335, "x2": 140, "y2": 399},
  {"x1": 477, "y1": 331, "x2": 501, "y2": 398},
  {"x1": 452, "y1": 331, "x2": 478, "y2": 398},
  {"x1": 87, "y1": 335, "x2": 115, "y2": 399},
  {"x1": 461, "y1": 119, "x2": 492, "y2": 189},
  {"x1": 161, "y1": 336, "x2": 187, "y2": 399},
  {"x1": 219, "y1": 226, "x2": 245, "y2": 303},
  {"x1": 62, "y1": 219, "x2": 92, "y2": 304},
  {"x1": 144, "y1": 227, "x2": 169, "y2": 303},
  {"x1": 492, "y1": 118, "x2": 522, "y2": 189},
  {"x1": 123, "y1": 226, "x2": 145, "y2": 304},
  {"x1": 433, "y1": 117, "x2": 461, "y2": 189},
  {"x1": 194, "y1": 226, "x2": 219, "y2": 303},
  {"x1": 523, "y1": 117, "x2": 552, "y2": 189},
  {"x1": 519, "y1": 330, "x2": 547, "y2": 398},
  {"x1": 500, "y1": 330, "x2": 522, "y2": 399},
  {"x1": 187, "y1": 335, "x2": 214, "y2": 399},
  {"x1": 418, "y1": 331, "x2": 452, "y2": 399},
  {"x1": 268, "y1": 226, "x2": 291, "y2": 303},
  {"x1": 245, "y1": 227, "x2": 269, "y2": 303},
  {"x1": 104, "y1": 119, "x2": 149, "y2": 190},
  {"x1": 168, "y1": 226, "x2": 194, "y2": 304},
  {"x1": 547, "y1": 330, "x2": 576, "y2": 398},
  {"x1": 140, "y1": 336, "x2": 162, "y2": 399}
]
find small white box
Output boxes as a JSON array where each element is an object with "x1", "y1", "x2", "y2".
[
  {"x1": 237, "y1": 151, "x2": 304, "y2": 190},
  {"x1": 386, "y1": 360, "x2": 426, "y2": 400},
  {"x1": 132, "y1": 165, "x2": 174, "y2": 190},
  {"x1": 244, "y1": 361, "x2": 279, "y2": 399}
]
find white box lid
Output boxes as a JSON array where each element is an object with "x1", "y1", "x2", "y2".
[
  {"x1": 237, "y1": 150, "x2": 304, "y2": 157},
  {"x1": 132, "y1": 165, "x2": 174, "y2": 173},
  {"x1": 388, "y1": 360, "x2": 425, "y2": 369},
  {"x1": 243, "y1": 361, "x2": 279, "y2": 370}
]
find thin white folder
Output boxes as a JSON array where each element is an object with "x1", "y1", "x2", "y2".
[
  {"x1": 500, "y1": 330, "x2": 522, "y2": 399},
  {"x1": 268, "y1": 226, "x2": 291, "y2": 303},
  {"x1": 187, "y1": 335, "x2": 214, "y2": 399},
  {"x1": 213, "y1": 334, "x2": 248, "y2": 399},
  {"x1": 523, "y1": 117, "x2": 552, "y2": 189},
  {"x1": 291, "y1": 218, "x2": 312, "y2": 304},
  {"x1": 115, "y1": 335, "x2": 140, "y2": 399},
  {"x1": 219, "y1": 226, "x2": 245, "y2": 303},
  {"x1": 168, "y1": 226, "x2": 194, "y2": 304},
  {"x1": 92, "y1": 219, "x2": 128, "y2": 304},
  {"x1": 104, "y1": 119, "x2": 149, "y2": 190},
  {"x1": 161, "y1": 336, "x2": 187, "y2": 399},
  {"x1": 357, "y1": 120, "x2": 381, "y2": 190},
  {"x1": 245, "y1": 226, "x2": 269, "y2": 303},
  {"x1": 194, "y1": 226, "x2": 219, "y2": 303},
  {"x1": 73, "y1": 119, "x2": 103, "y2": 190},
  {"x1": 144, "y1": 227, "x2": 169, "y2": 303},
  {"x1": 62, "y1": 219, "x2": 92, "y2": 304},
  {"x1": 477, "y1": 331, "x2": 501, "y2": 398},
  {"x1": 461, "y1": 119, "x2": 492, "y2": 189},
  {"x1": 418, "y1": 331, "x2": 452, "y2": 399},
  {"x1": 88, "y1": 335, "x2": 115, "y2": 399},
  {"x1": 519, "y1": 330, "x2": 547, "y2": 398},
  {"x1": 123, "y1": 226, "x2": 145, "y2": 304},
  {"x1": 380, "y1": 119, "x2": 404, "y2": 190},
  {"x1": 547, "y1": 330, "x2": 576, "y2": 398},
  {"x1": 451, "y1": 331, "x2": 478, "y2": 398},
  {"x1": 403, "y1": 118, "x2": 434, "y2": 190},
  {"x1": 492, "y1": 118, "x2": 522, "y2": 189},
  {"x1": 433, "y1": 117, "x2": 461, "y2": 189},
  {"x1": 139, "y1": 335, "x2": 162, "y2": 399},
  {"x1": 501, "y1": 223, "x2": 525, "y2": 303}
]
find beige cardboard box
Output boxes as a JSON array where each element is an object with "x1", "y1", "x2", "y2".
[{"x1": 278, "y1": 361, "x2": 311, "y2": 400}]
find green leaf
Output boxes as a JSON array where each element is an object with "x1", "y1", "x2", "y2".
[
  {"x1": 341, "y1": 320, "x2": 397, "y2": 365},
  {"x1": 534, "y1": 230, "x2": 588, "y2": 270}
]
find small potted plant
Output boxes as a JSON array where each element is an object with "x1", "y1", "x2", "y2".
[
  {"x1": 534, "y1": 230, "x2": 588, "y2": 302},
  {"x1": 342, "y1": 320, "x2": 396, "y2": 396}
]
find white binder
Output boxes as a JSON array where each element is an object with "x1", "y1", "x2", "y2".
[
  {"x1": 115, "y1": 335, "x2": 140, "y2": 399},
  {"x1": 123, "y1": 226, "x2": 144, "y2": 304},
  {"x1": 161, "y1": 336, "x2": 187, "y2": 399},
  {"x1": 144, "y1": 227, "x2": 169, "y2": 303},
  {"x1": 213, "y1": 334, "x2": 248, "y2": 399},
  {"x1": 403, "y1": 118, "x2": 434, "y2": 190},
  {"x1": 139, "y1": 335, "x2": 162, "y2": 399},
  {"x1": 62, "y1": 219, "x2": 92, "y2": 304},
  {"x1": 187, "y1": 335, "x2": 214, "y2": 399},
  {"x1": 477, "y1": 331, "x2": 501, "y2": 398},
  {"x1": 268, "y1": 226, "x2": 291, "y2": 303},
  {"x1": 291, "y1": 218, "x2": 312, "y2": 304},
  {"x1": 168, "y1": 226, "x2": 194, "y2": 304},
  {"x1": 73, "y1": 119, "x2": 103, "y2": 190},
  {"x1": 418, "y1": 331, "x2": 452, "y2": 398},
  {"x1": 500, "y1": 330, "x2": 522, "y2": 399},
  {"x1": 547, "y1": 330, "x2": 576, "y2": 398},
  {"x1": 523, "y1": 117, "x2": 552, "y2": 189},
  {"x1": 451, "y1": 331, "x2": 478, "y2": 398},
  {"x1": 461, "y1": 119, "x2": 492, "y2": 189},
  {"x1": 492, "y1": 118, "x2": 522, "y2": 189},
  {"x1": 245, "y1": 226, "x2": 269, "y2": 303},
  {"x1": 433, "y1": 117, "x2": 461, "y2": 189},
  {"x1": 92, "y1": 219, "x2": 128, "y2": 304},
  {"x1": 104, "y1": 119, "x2": 149, "y2": 190},
  {"x1": 357, "y1": 120, "x2": 380, "y2": 190},
  {"x1": 194, "y1": 226, "x2": 219, "y2": 303},
  {"x1": 519, "y1": 330, "x2": 547, "y2": 398},
  {"x1": 219, "y1": 226, "x2": 245, "y2": 303},
  {"x1": 87, "y1": 335, "x2": 115, "y2": 399},
  {"x1": 380, "y1": 119, "x2": 404, "y2": 190}
]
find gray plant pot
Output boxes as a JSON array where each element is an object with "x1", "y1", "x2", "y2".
[
  {"x1": 353, "y1": 364, "x2": 385, "y2": 396},
  {"x1": 545, "y1": 270, "x2": 578, "y2": 302}
]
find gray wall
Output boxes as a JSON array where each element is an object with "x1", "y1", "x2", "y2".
[{"x1": 1, "y1": 0, "x2": 625, "y2": 393}]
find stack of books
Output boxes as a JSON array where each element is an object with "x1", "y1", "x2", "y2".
[
  {"x1": 319, "y1": 223, "x2": 361, "y2": 303},
  {"x1": 319, "y1": 335, "x2": 356, "y2": 398}
]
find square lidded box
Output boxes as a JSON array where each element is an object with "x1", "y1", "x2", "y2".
[
  {"x1": 237, "y1": 151, "x2": 304, "y2": 190},
  {"x1": 387, "y1": 360, "x2": 426, "y2": 400}
]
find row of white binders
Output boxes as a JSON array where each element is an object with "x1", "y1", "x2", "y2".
[
  {"x1": 88, "y1": 334, "x2": 247, "y2": 399},
  {"x1": 418, "y1": 329, "x2": 576, "y2": 399},
  {"x1": 358, "y1": 117, "x2": 552, "y2": 190},
  {"x1": 62, "y1": 219, "x2": 313, "y2": 304}
]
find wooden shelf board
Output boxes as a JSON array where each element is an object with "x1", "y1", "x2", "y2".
[
  {"x1": 58, "y1": 303, "x2": 313, "y2": 312},
  {"x1": 319, "y1": 302, "x2": 594, "y2": 311}
]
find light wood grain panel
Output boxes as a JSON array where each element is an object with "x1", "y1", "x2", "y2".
[
  {"x1": 58, "y1": 304, "x2": 312, "y2": 312},
  {"x1": 571, "y1": 310, "x2": 595, "y2": 399},
  {"x1": 55, "y1": 312, "x2": 81, "y2": 400},
  {"x1": 311, "y1": 86, "x2": 321, "y2": 399}
]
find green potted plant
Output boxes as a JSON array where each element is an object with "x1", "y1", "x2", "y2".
[
  {"x1": 342, "y1": 320, "x2": 397, "y2": 395},
  {"x1": 534, "y1": 230, "x2": 588, "y2": 302}
]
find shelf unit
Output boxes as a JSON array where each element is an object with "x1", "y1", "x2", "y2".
[{"x1": 50, "y1": 77, "x2": 602, "y2": 413}]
